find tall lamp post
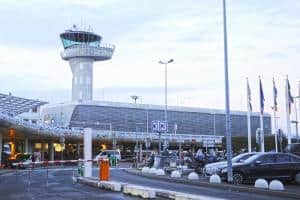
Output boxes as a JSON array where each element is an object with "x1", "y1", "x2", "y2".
[
  {"x1": 158, "y1": 59, "x2": 174, "y2": 153},
  {"x1": 222, "y1": 0, "x2": 233, "y2": 183},
  {"x1": 135, "y1": 122, "x2": 144, "y2": 168}
]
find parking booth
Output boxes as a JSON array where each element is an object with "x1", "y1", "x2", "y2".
[{"x1": 99, "y1": 159, "x2": 110, "y2": 181}]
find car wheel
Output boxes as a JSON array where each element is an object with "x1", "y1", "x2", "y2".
[
  {"x1": 233, "y1": 172, "x2": 244, "y2": 185},
  {"x1": 295, "y1": 172, "x2": 300, "y2": 185}
]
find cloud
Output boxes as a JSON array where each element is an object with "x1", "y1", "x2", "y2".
[
  {"x1": 0, "y1": 0, "x2": 300, "y2": 133},
  {"x1": 62, "y1": 0, "x2": 115, "y2": 8}
]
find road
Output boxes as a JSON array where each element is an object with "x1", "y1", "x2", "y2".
[
  {"x1": 0, "y1": 166, "x2": 297, "y2": 200},
  {"x1": 0, "y1": 168, "x2": 138, "y2": 200}
]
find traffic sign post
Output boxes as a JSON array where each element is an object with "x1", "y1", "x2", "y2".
[{"x1": 152, "y1": 120, "x2": 168, "y2": 154}]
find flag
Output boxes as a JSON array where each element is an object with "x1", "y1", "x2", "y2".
[
  {"x1": 287, "y1": 78, "x2": 294, "y2": 114},
  {"x1": 247, "y1": 78, "x2": 252, "y2": 112},
  {"x1": 273, "y1": 78, "x2": 278, "y2": 111},
  {"x1": 259, "y1": 77, "x2": 265, "y2": 115}
]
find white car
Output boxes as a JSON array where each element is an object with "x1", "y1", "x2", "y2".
[
  {"x1": 11, "y1": 153, "x2": 32, "y2": 169},
  {"x1": 95, "y1": 150, "x2": 121, "y2": 161}
]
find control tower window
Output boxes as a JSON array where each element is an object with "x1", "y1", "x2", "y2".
[{"x1": 60, "y1": 31, "x2": 102, "y2": 49}]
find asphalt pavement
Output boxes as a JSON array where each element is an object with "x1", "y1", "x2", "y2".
[
  {"x1": 1, "y1": 165, "x2": 298, "y2": 200},
  {"x1": 0, "y1": 168, "x2": 138, "y2": 200}
]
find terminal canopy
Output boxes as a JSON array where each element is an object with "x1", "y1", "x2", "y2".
[{"x1": 60, "y1": 30, "x2": 102, "y2": 49}]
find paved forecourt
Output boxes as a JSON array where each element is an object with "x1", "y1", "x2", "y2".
[{"x1": 0, "y1": 168, "x2": 135, "y2": 200}]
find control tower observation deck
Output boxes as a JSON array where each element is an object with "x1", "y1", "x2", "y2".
[{"x1": 60, "y1": 25, "x2": 115, "y2": 101}]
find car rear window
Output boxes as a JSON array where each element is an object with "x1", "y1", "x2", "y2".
[
  {"x1": 290, "y1": 155, "x2": 300, "y2": 162},
  {"x1": 276, "y1": 154, "x2": 292, "y2": 162}
]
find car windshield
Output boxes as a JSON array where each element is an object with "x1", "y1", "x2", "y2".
[
  {"x1": 232, "y1": 153, "x2": 255, "y2": 163},
  {"x1": 16, "y1": 154, "x2": 31, "y2": 161}
]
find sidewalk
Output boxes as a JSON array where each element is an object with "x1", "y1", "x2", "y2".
[{"x1": 124, "y1": 169, "x2": 300, "y2": 199}]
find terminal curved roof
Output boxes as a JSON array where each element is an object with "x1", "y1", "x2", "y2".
[{"x1": 0, "y1": 93, "x2": 47, "y2": 116}]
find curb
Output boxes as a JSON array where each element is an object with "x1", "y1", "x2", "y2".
[
  {"x1": 74, "y1": 176, "x2": 225, "y2": 200},
  {"x1": 125, "y1": 169, "x2": 300, "y2": 199},
  {"x1": 0, "y1": 170, "x2": 14, "y2": 176}
]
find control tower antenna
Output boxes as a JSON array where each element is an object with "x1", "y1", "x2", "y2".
[{"x1": 60, "y1": 25, "x2": 115, "y2": 101}]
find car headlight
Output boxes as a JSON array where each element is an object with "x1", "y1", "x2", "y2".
[{"x1": 221, "y1": 168, "x2": 228, "y2": 173}]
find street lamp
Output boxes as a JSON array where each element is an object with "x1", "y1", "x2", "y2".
[
  {"x1": 158, "y1": 58, "x2": 174, "y2": 153},
  {"x1": 131, "y1": 95, "x2": 139, "y2": 104},
  {"x1": 222, "y1": 0, "x2": 233, "y2": 183}
]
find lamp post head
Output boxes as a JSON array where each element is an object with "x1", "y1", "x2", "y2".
[
  {"x1": 158, "y1": 59, "x2": 174, "y2": 65},
  {"x1": 131, "y1": 95, "x2": 139, "y2": 104},
  {"x1": 168, "y1": 59, "x2": 174, "y2": 63}
]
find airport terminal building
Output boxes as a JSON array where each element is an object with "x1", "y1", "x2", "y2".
[{"x1": 41, "y1": 101, "x2": 271, "y2": 137}]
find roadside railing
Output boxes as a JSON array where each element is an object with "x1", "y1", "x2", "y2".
[{"x1": 13, "y1": 159, "x2": 99, "y2": 187}]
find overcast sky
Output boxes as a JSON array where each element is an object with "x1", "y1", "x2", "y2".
[{"x1": 0, "y1": 0, "x2": 300, "y2": 132}]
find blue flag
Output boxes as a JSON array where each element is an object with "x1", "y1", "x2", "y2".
[
  {"x1": 247, "y1": 78, "x2": 252, "y2": 112},
  {"x1": 259, "y1": 77, "x2": 265, "y2": 115}
]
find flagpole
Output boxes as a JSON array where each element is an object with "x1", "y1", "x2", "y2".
[
  {"x1": 273, "y1": 108, "x2": 278, "y2": 152},
  {"x1": 246, "y1": 78, "x2": 251, "y2": 152},
  {"x1": 273, "y1": 78, "x2": 278, "y2": 153},
  {"x1": 260, "y1": 113, "x2": 265, "y2": 152},
  {"x1": 285, "y1": 76, "x2": 292, "y2": 145},
  {"x1": 259, "y1": 77, "x2": 265, "y2": 152}
]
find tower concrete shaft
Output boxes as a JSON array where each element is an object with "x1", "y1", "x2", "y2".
[{"x1": 69, "y1": 58, "x2": 93, "y2": 101}]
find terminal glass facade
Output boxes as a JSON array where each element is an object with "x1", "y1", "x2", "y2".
[{"x1": 69, "y1": 105, "x2": 271, "y2": 137}]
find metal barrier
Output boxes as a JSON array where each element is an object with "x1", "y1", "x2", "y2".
[{"x1": 13, "y1": 159, "x2": 99, "y2": 188}]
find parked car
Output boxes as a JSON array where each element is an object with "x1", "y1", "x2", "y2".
[
  {"x1": 204, "y1": 152, "x2": 257, "y2": 176},
  {"x1": 285, "y1": 143, "x2": 300, "y2": 157},
  {"x1": 10, "y1": 153, "x2": 32, "y2": 169},
  {"x1": 218, "y1": 152, "x2": 300, "y2": 184},
  {"x1": 94, "y1": 150, "x2": 121, "y2": 161}
]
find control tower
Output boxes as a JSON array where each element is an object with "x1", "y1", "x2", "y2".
[{"x1": 60, "y1": 25, "x2": 115, "y2": 101}]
